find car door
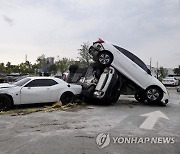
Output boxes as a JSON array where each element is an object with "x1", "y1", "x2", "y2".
[{"x1": 20, "y1": 79, "x2": 52, "y2": 104}]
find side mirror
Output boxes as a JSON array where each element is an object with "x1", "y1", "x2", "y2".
[{"x1": 147, "y1": 69, "x2": 151, "y2": 75}]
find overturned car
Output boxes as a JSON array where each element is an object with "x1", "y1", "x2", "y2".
[
  {"x1": 68, "y1": 39, "x2": 169, "y2": 106},
  {"x1": 67, "y1": 64, "x2": 122, "y2": 105}
]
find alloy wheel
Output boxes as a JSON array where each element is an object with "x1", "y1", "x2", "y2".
[
  {"x1": 147, "y1": 88, "x2": 160, "y2": 101},
  {"x1": 99, "y1": 54, "x2": 110, "y2": 65}
]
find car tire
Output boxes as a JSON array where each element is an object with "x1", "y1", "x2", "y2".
[
  {"x1": 111, "y1": 92, "x2": 121, "y2": 104},
  {"x1": 99, "y1": 99, "x2": 112, "y2": 106},
  {"x1": 0, "y1": 95, "x2": 12, "y2": 111},
  {"x1": 135, "y1": 92, "x2": 146, "y2": 103},
  {"x1": 60, "y1": 92, "x2": 74, "y2": 105},
  {"x1": 97, "y1": 50, "x2": 113, "y2": 66},
  {"x1": 100, "y1": 92, "x2": 120, "y2": 106},
  {"x1": 145, "y1": 86, "x2": 163, "y2": 103}
]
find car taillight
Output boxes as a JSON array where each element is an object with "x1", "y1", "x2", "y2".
[
  {"x1": 97, "y1": 38, "x2": 104, "y2": 43},
  {"x1": 93, "y1": 38, "x2": 105, "y2": 44}
]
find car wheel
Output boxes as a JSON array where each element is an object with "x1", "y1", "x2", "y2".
[
  {"x1": 60, "y1": 92, "x2": 74, "y2": 105},
  {"x1": 97, "y1": 50, "x2": 113, "y2": 66},
  {"x1": 145, "y1": 86, "x2": 163, "y2": 103},
  {"x1": 99, "y1": 99, "x2": 112, "y2": 106},
  {"x1": 177, "y1": 88, "x2": 180, "y2": 92},
  {"x1": 111, "y1": 92, "x2": 121, "y2": 104},
  {"x1": 100, "y1": 93, "x2": 120, "y2": 106},
  {"x1": 0, "y1": 95, "x2": 12, "y2": 111},
  {"x1": 135, "y1": 92, "x2": 145, "y2": 103}
]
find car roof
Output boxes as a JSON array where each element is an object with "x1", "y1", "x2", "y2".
[
  {"x1": 26, "y1": 76, "x2": 66, "y2": 83},
  {"x1": 26, "y1": 76, "x2": 51, "y2": 79}
]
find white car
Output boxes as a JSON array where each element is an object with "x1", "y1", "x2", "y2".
[
  {"x1": 88, "y1": 39, "x2": 169, "y2": 105},
  {"x1": 162, "y1": 77, "x2": 179, "y2": 86},
  {"x1": 0, "y1": 76, "x2": 82, "y2": 111}
]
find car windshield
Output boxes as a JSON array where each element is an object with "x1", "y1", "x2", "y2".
[{"x1": 13, "y1": 77, "x2": 31, "y2": 86}]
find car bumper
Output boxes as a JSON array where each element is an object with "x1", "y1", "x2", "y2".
[{"x1": 161, "y1": 91, "x2": 170, "y2": 105}]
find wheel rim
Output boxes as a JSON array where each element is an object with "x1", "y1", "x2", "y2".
[
  {"x1": 99, "y1": 53, "x2": 110, "y2": 64},
  {"x1": 147, "y1": 89, "x2": 160, "y2": 101}
]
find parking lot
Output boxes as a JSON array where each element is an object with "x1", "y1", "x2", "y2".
[{"x1": 0, "y1": 87, "x2": 179, "y2": 154}]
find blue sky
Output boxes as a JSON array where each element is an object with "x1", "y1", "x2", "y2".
[{"x1": 0, "y1": 0, "x2": 180, "y2": 68}]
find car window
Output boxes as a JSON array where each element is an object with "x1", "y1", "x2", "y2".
[
  {"x1": 113, "y1": 45, "x2": 149, "y2": 73},
  {"x1": 13, "y1": 78, "x2": 31, "y2": 86},
  {"x1": 24, "y1": 79, "x2": 58, "y2": 87}
]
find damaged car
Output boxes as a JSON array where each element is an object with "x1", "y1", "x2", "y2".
[
  {"x1": 87, "y1": 39, "x2": 169, "y2": 106},
  {"x1": 67, "y1": 63, "x2": 138, "y2": 105},
  {"x1": 67, "y1": 63, "x2": 122, "y2": 105}
]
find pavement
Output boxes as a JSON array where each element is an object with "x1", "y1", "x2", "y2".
[{"x1": 0, "y1": 87, "x2": 180, "y2": 154}]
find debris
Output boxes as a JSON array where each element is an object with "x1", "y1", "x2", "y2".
[
  {"x1": 52, "y1": 101, "x2": 62, "y2": 108},
  {"x1": 0, "y1": 100, "x2": 86, "y2": 115}
]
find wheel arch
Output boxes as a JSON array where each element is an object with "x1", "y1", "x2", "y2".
[
  {"x1": 146, "y1": 85, "x2": 163, "y2": 93},
  {"x1": 59, "y1": 89, "x2": 75, "y2": 99}
]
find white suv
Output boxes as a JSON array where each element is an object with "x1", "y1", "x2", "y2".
[{"x1": 89, "y1": 39, "x2": 169, "y2": 105}]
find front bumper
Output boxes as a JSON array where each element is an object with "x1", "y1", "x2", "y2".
[{"x1": 161, "y1": 91, "x2": 170, "y2": 105}]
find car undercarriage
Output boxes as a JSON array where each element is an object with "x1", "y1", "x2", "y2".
[{"x1": 67, "y1": 63, "x2": 142, "y2": 105}]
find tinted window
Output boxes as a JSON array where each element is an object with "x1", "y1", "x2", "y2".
[
  {"x1": 25, "y1": 79, "x2": 58, "y2": 87},
  {"x1": 113, "y1": 45, "x2": 149, "y2": 73}
]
